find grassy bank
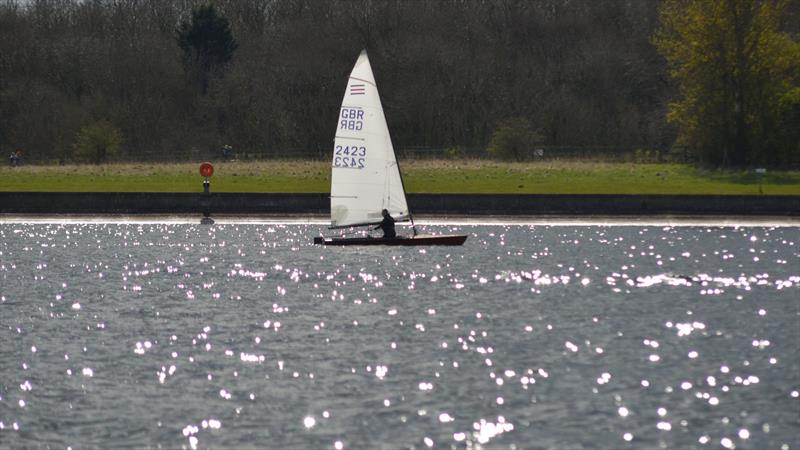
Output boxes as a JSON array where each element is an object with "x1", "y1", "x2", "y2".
[{"x1": 2, "y1": 160, "x2": 798, "y2": 195}]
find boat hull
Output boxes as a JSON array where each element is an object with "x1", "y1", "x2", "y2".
[{"x1": 314, "y1": 234, "x2": 467, "y2": 246}]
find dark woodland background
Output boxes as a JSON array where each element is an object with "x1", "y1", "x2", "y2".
[{"x1": 0, "y1": 0, "x2": 797, "y2": 163}]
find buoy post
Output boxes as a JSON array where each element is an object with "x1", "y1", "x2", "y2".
[{"x1": 199, "y1": 162, "x2": 215, "y2": 224}]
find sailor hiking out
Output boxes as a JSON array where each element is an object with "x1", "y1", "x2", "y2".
[{"x1": 374, "y1": 209, "x2": 396, "y2": 238}]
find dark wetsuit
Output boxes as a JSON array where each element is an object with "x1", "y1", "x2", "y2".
[{"x1": 375, "y1": 214, "x2": 396, "y2": 238}]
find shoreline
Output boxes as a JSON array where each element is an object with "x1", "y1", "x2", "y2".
[
  {"x1": 1, "y1": 213, "x2": 798, "y2": 227},
  {"x1": 1, "y1": 192, "x2": 798, "y2": 217}
]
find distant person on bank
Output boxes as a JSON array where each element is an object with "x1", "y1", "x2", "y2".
[
  {"x1": 222, "y1": 144, "x2": 233, "y2": 161},
  {"x1": 9, "y1": 150, "x2": 21, "y2": 167}
]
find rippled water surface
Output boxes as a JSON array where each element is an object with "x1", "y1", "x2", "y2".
[{"x1": 1, "y1": 222, "x2": 798, "y2": 449}]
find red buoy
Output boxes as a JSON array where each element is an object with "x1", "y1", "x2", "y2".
[{"x1": 199, "y1": 162, "x2": 214, "y2": 178}]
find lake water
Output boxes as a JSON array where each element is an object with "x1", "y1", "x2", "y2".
[{"x1": 0, "y1": 220, "x2": 798, "y2": 449}]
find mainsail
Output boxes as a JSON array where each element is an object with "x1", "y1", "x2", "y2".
[{"x1": 329, "y1": 50, "x2": 409, "y2": 228}]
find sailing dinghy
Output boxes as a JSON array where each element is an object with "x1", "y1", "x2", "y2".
[{"x1": 313, "y1": 51, "x2": 467, "y2": 246}]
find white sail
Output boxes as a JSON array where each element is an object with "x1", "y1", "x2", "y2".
[{"x1": 329, "y1": 50, "x2": 409, "y2": 228}]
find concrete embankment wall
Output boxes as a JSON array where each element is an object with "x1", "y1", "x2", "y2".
[{"x1": 1, "y1": 192, "x2": 798, "y2": 216}]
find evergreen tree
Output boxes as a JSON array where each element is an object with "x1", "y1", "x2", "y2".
[
  {"x1": 654, "y1": 0, "x2": 800, "y2": 167},
  {"x1": 177, "y1": 3, "x2": 238, "y2": 95}
]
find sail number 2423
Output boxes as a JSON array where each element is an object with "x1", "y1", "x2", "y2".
[{"x1": 333, "y1": 145, "x2": 366, "y2": 169}]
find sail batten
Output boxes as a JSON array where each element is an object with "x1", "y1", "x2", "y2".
[
  {"x1": 329, "y1": 51, "x2": 409, "y2": 228},
  {"x1": 348, "y1": 76, "x2": 376, "y2": 86}
]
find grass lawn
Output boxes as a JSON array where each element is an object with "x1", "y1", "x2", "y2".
[{"x1": 1, "y1": 160, "x2": 798, "y2": 195}]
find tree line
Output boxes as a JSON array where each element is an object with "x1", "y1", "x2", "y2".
[
  {"x1": 655, "y1": 0, "x2": 799, "y2": 167},
  {"x1": 0, "y1": 0, "x2": 797, "y2": 167}
]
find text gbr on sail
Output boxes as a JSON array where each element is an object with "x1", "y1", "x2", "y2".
[{"x1": 340, "y1": 108, "x2": 364, "y2": 131}]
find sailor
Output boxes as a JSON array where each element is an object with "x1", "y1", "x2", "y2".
[{"x1": 374, "y1": 209, "x2": 396, "y2": 238}]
